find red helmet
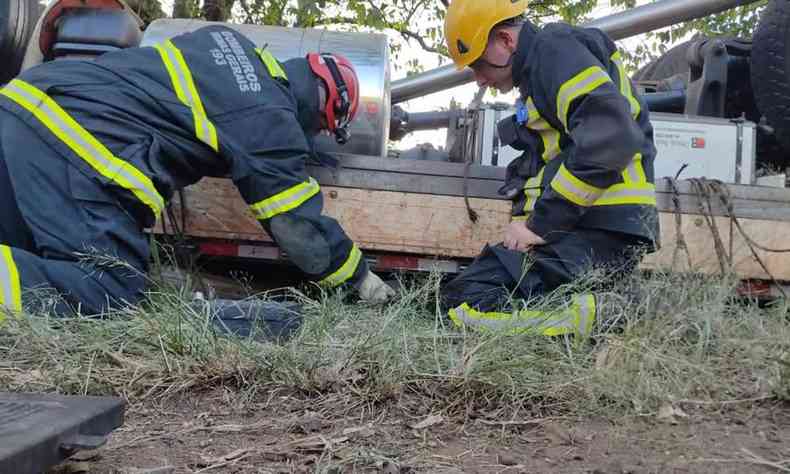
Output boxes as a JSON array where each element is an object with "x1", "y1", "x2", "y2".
[{"x1": 307, "y1": 52, "x2": 360, "y2": 144}]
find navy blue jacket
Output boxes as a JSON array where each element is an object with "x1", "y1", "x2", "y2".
[{"x1": 499, "y1": 22, "x2": 659, "y2": 246}]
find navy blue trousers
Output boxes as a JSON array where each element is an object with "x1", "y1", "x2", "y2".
[{"x1": 0, "y1": 112, "x2": 149, "y2": 316}]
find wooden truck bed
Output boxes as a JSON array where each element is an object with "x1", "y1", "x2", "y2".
[{"x1": 156, "y1": 155, "x2": 790, "y2": 283}]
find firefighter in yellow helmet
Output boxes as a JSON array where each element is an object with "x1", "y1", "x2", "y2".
[{"x1": 441, "y1": 0, "x2": 659, "y2": 338}]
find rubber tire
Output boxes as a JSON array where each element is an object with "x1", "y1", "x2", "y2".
[
  {"x1": 632, "y1": 40, "x2": 695, "y2": 83},
  {"x1": 751, "y1": 0, "x2": 790, "y2": 153},
  {"x1": 0, "y1": 0, "x2": 37, "y2": 84},
  {"x1": 633, "y1": 35, "x2": 760, "y2": 122}
]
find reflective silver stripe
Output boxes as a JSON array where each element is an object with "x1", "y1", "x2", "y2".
[
  {"x1": 623, "y1": 158, "x2": 642, "y2": 183},
  {"x1": 319, "y1": 244, "x2": 362, "y2": 287},
  {"x1": 525, "y1": 98, "x2": 561, "y2": 162},
  {"x1": 1, "y1": 80, "x2": 164, "y2": 216},
  {"x1": 551, "y1": 165, "x2": 604, "y2": 207},
  {"x1": 250, "y1": 178, "x2": 320, "y2": 220},
  {"x1": 449, "y1": 304, "x2": 577, "y2": 334},
  {"x1": 0, "y1": 245, "x2": 21, "y2": 314},
  {"x1": 523, "y1": 167, "x2": 545, "y2": 213},
  {"x1": 574, "y1": 294, "x2": 596, "y2": 337},
  {"x1": 155, "y1": 41, "x2": 218, "y2": 151},
  {"x1": 596, "y1": 185, "x2": 657, "y2": 206},
  {"x1": 450, "y1": 295, "x2": 595, "y2": 337},
  {"x1": 610, "y1": 51, "x2": 641, "y2": 118},
  {"x1": 557, "y1": 66, "x2": 612, "y2": 128},
  {"x1": 0, "y1": 256, "x2": 12, "y2": 309},
  {"x1": 524, "y1": 185, "x2": 541, "y2": 212}
]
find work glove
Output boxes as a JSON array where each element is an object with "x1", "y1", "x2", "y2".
[{"x1": 355, "y1": 270, "x2": 396, "y2": 303}]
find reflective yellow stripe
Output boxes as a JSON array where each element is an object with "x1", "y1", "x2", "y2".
[
  {"x1": 556, "y1": 66, "x2": 612, "y2": 129},
  {"x1": 0, "y1": 80, "x2": 165, "y2": 216},
  {"x1": 530, "y1": 164, "x2": 655, "y2": 208},
  {"x1": 607, "y1": 154, "x2": 656, "y2": 205},
  {"x1": 255, "y1": 49, "x2": 288, "y2": 82},
  {"x1": 0, "y1": 245, "x2": 22, "y2": 316},
  {"x1": 250, "y1": 178, "x2": 320, "y2": 220},
  {"x1": 573, "y1": 294, "x2": 595, "y2": 338},
  {"x1": 634, "y1": 157, "x2": 648, "y2": 183},
  {"x1": 524, "y1": 98, "x2": 561, "y2": 162},
  {"x1": 523, "y1": 166, "x2": 545, "y2": 213},
  {"x1": 622, "y1": 154, "x2": 641, "y2": 184},
  {"x1": 610, "y1": 51, "x2": 641, "y2": 119},
  {"x1": 448, "y1": 293, "x2": 596, "y2": 337},
  {"x1": 511, "y1": 215, "x2": 529, "y2": 222},
  {"x1": 319, "y1": 244, "x2": 362, "y2": 288},
  {"x1": 155, "y1": 40, "x2": 218, "y2": 152},
  {"x1": 551, "y1": 163, "x2": 605, "y2": 207},
  {"x1": 594, "y1": 183, "x2": 656, "y2": 206}
]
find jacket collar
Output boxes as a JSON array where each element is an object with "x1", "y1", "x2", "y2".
[
  {"x1": 281, "y1": 57, "x2": 321, "y2": 136},
  {"x1": 511, "y1": 21, "x2": 539, "y2": 90}
]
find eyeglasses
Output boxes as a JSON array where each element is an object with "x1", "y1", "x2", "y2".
[{"x1": 469, "y1": 54, "x2": 514, "y2": 71}]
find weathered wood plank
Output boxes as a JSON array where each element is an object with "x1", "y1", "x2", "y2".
[
  {"x1": 643, "y1": 214, "x2": 790, "y2": 279},
  {"x1": 315, "y1": 155, "x2": 790, "y2": 205},
  {"x1": 156, "y1": 178, "x2": 790, "y2": 281},
  {"x1": 305, "y1": 157, "x2": 790, "y2": 220}
]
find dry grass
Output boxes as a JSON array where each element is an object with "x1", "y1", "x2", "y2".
[{"x1": 1, "y1": 265, "x2": 789, "y2": 422}]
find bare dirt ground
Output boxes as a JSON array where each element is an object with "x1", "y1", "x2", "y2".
[{"x1": 58, "y1": 390, "x2": 790, "y2": 474}]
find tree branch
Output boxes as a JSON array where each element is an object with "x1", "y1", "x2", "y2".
[
  {"x1": 364, "y1": 0, "x2": 441, "y2": 54},
  {"x1": 312, "y1": 16, "x2": 362, "y2": 26},
  {"x1": 399, "y1": 29, "x2": 440, "y2": 53}
]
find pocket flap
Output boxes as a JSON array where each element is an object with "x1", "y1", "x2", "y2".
[{"x1": 68, "y1": 164, "x2": 116, "y2": 203}]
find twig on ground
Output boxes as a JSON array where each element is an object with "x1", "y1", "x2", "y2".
[
  {"x1": 697, "y1": 448, "x2": 790, "y2": 473},
  {"x1": 676, "y1": 395, "x2": 774, "y2": 406},
  {"x1": 477, "y1": 418, "x2": 553, "y2": 426}
]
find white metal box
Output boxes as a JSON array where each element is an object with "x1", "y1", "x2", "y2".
[{"x1": 477, "y1": 107, "x2": 757, "y2": 185}]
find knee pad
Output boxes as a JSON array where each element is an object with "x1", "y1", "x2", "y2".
[{"x1": 269, "y1": 214, "x2": 331, "y2": 275}]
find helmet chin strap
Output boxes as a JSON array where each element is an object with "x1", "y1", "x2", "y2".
[
  {"x1": 476, "y1": 52, "x2": 515, "y2": 69},
  {"x1": 321, "y1": 55, "x2": 352, "y2": 144}
]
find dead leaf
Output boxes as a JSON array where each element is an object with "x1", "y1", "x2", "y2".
[
  {"x1": 594, "y1": 338, "x2": 624, "y2": 370},
  {"x1": 117, "y1": 467, "x2": 175, "y2": 474},
  {"x1": 657, "y1": 403, "x2": 689, "y2": 424},
  {"x1": 544, "y1": 423, "x2": 574, "y2": 446},
  {"x1": 261, "y1": 451, "x2": 288, "y2": 462},
  {"x1": 497, "y1": 452, "x2": 519, "y2": 466},
  {"x1": 290, "y1": 412, "x2": 323, "y2": 434},
  {"x1": 289, "y1": 435, "x2": 349, "y2": 453},
  {"x1": 218, "y1": 448, "x2": 251, "y2": 461},
  {"x1": 410, "y1": 414, "x2": 444, "y2": 430},
  {"x1": 60, "y1": 462, "x2": 92, "y2": 473},
  {"x1": 69, "y1": 449, "x2": 102, "y2": 462},
  {"x1": 342, "y1": 425, "x2": 376, "y2": 438},
  {"x1": 196, "y1": 448, "x2": 253, "y2": 468},
  {"x1": 381, "y1": 461, "x2": 400, "y2": 474}
]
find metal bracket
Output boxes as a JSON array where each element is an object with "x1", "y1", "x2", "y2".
[
  {"x1": 734, "y1": 118, "x2": 744, "y2": 183},
  {"x1": 684, "y1": 39, "x2": 730, "y2": 117}
]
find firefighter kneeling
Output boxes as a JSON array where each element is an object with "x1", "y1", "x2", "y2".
[
  {"x1": 440, "y1": 0, "x2": 660, "y2": 337},
  {"x1": 0, "y1": 25, "x2": 394, "y2": 320}
]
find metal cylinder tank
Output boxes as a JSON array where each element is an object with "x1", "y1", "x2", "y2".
[{"x1": 141, "y1": 19, "x2": 391, "y2": 157}]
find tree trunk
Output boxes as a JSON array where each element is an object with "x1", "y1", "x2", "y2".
[
  {"x1": 172, "y1": 0, "x2": 197, "y2": 19},
  {"x1": 202, "y1": 0, "x2": 236, "y2": 21},
  {"x1": 296, "y1": 0, "x2": 320, "y2": 27}
]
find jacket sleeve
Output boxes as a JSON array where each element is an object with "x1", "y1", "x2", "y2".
[
  {"x1": 225, "y1": 104, "x2": 368, "y2": 288},
  {"x1": 496, "y1": 113, "x2": 543, "y2": 221},
  {"x1": 526, "y1": 29, "x2": 643, "y2": 240}
]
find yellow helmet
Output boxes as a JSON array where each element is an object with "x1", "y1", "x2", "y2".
[{"x1": 444, "y1": 0, "x2": 528, "y2": 70}]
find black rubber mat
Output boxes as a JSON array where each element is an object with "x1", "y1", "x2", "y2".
[{"x1": 0, "y1": 392, "x2": 125, "y2": 474}]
